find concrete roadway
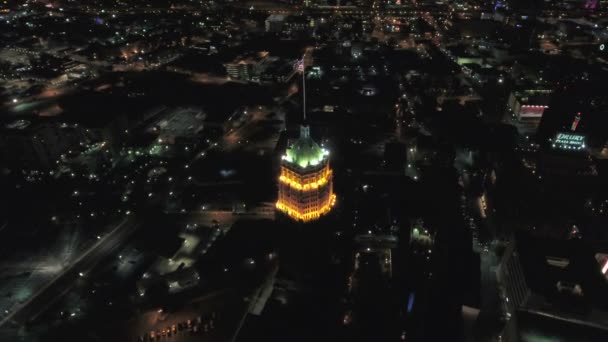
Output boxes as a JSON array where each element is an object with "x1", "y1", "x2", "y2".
[
  {"x1": 0, "y1": 218, "x2": 139, "y2": 328},
  {"x1": 167, "y1": 205, "x2": 276, "y2": 230}
]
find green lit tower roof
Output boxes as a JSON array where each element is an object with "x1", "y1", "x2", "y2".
[{"x1": 282, "y1": 126, "x2": 329, "y2": 169}]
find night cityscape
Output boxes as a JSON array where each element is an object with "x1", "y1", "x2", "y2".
[{"x1": 1, "y1": 0, "x2": 608, "y2": 341}]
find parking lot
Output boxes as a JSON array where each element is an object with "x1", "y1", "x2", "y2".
[
  {"x1": 126, "y1": 288, "x2": 248, "y2": 342},
  {"x1": 134, "y1": 310, "x2": 217, "y2": 342}
]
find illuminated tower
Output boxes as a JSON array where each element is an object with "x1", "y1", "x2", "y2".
[
  {"x1": 570, "y1": 111, "x2": 582, "y2": 132},
  {"x1": 276, "y1": 126, "x2": 336, "y2": 222}
]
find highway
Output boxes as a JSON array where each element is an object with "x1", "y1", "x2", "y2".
[{"x1": 0, "y1": 218, "x2": 139, "y2": 328}]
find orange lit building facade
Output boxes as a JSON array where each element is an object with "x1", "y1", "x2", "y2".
[{"x1": 276, "y1": 126, "x2": 336, "y2": 222}]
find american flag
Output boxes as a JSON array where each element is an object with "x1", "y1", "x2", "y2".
[{"x1": 293, "y1": 59, "x2": 304, "y2": 72}]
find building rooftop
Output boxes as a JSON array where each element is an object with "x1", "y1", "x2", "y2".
[
  {"x1": 282, "y1": 126, "x2": 329, "y2": 169},
  {"x1": 4, "y1": 119, "x2": 31, "y2": 130},
  {"x1": 266, "y1": 14, "x2": 287, "y2": 22},
  {"x1": 513, "y1": 89, "x2": 552, "y2": 106}
]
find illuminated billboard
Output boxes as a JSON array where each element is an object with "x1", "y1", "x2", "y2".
[
  {"x1": 552, "y1": 132, "x2": 586, "y2": 150},
  {"x1": 519, "y1": 105, "x2": 548, "y2": 118}
]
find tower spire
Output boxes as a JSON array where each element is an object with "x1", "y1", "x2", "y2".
[{"x1": 300, "y1": 125, "x2": 310, "y2": 139}]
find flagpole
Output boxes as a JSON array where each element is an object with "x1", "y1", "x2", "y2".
[{"x1": 302, "y1": 57, "x2": 306, "y2": 122}]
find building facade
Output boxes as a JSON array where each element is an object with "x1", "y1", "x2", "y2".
[
  {"x1": 276, "y1": 126, "x2": 336, "y2": 222},
  {"x1": 224, "y1": 61, "x2": 253, "y2": 81}
]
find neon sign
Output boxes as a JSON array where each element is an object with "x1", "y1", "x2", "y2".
[{"x1": 552, "y1": 132, "x2": 586, "y2": 150}]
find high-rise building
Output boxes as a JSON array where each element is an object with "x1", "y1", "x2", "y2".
[
  {"x1": 276, "y1": 126, "x2": 336, "y2": 222},
  {"x1": 506, "y1": 88, "x2": 552, "y2": 135}
]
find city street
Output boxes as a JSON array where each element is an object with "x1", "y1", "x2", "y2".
[
  {"x1": 167, "y1": 204, "x2": 276, "y2": 230},
  {"x1": 0, "y1": 218, "x2": 139, "y2": 328}
]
